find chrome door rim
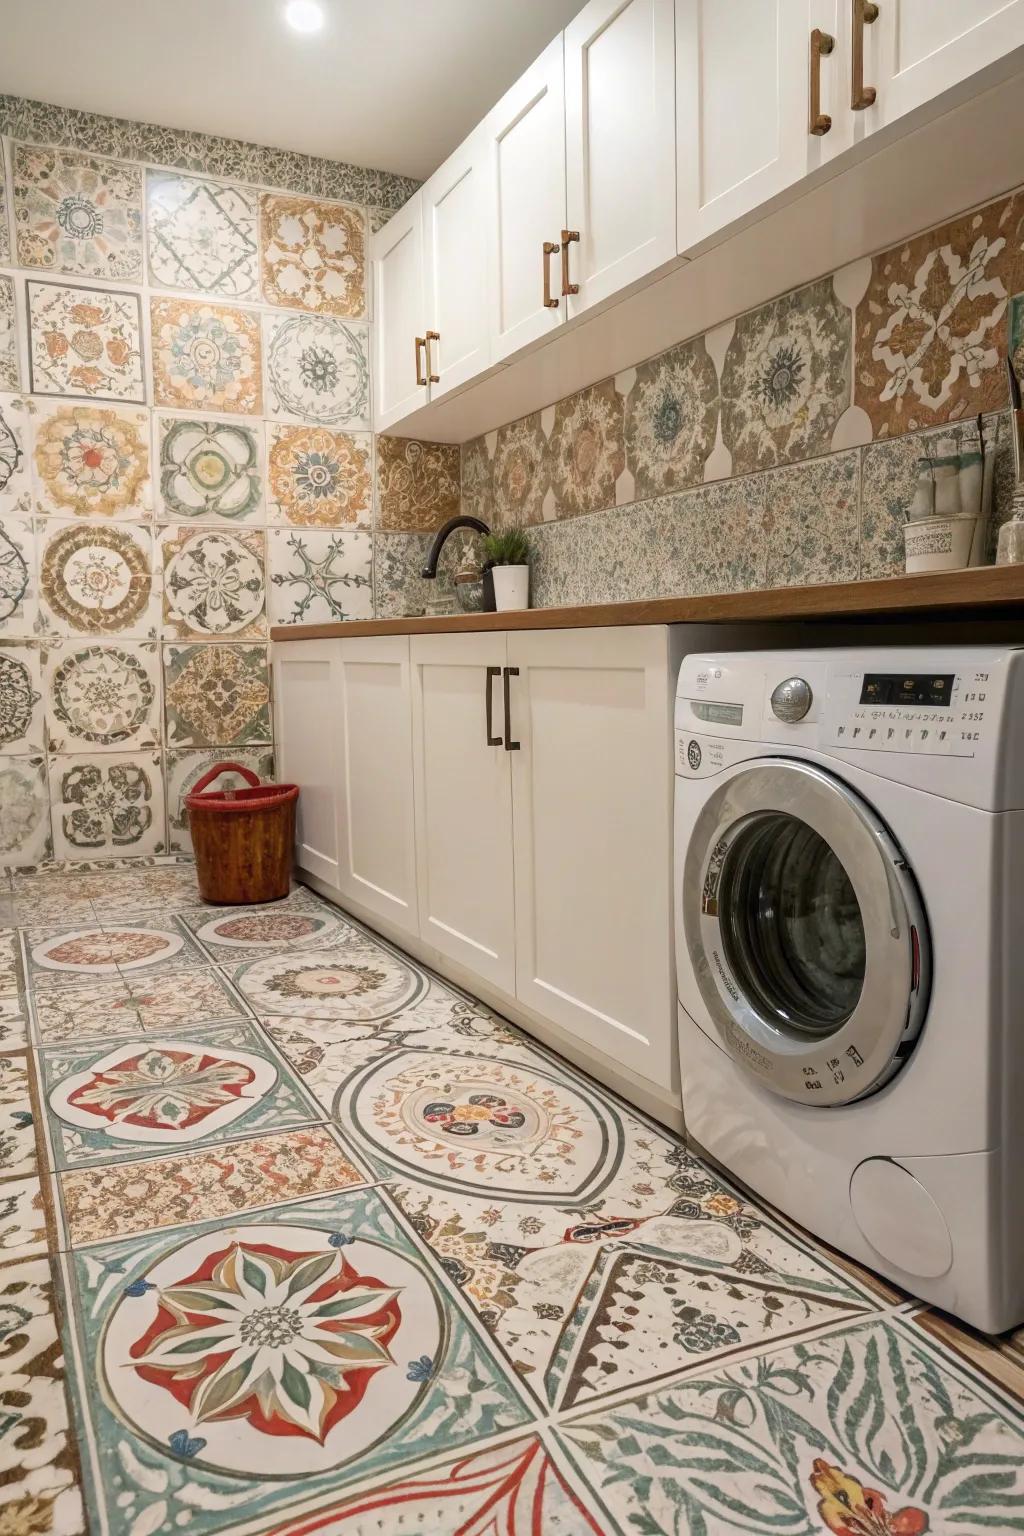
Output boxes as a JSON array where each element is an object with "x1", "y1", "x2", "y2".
[{"x1": 683, "y1": 759, "x2": 930, "y2": 1106}]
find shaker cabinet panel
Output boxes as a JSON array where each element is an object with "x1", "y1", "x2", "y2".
[
  {"x1": 372, "y1": 192, "x2": 427, "y2": 431},
  {"x1": 869, "y1": 0, "x2": 1024, "y2": 129},
  {"x1": 421, "y1": 128, "x2": 491, "y2": 400},
  {"x1": 273, "y1": 641, "x2": 343, "y2": 889}
]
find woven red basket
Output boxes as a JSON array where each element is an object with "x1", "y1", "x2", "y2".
[{"x1": 185, "y1": 763, "x2": 299, "y2": 905}]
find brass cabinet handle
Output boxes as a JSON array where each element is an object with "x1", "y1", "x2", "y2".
[
  {"x1": 543, "y1": 241, "x2": 560, "y2": 308},
  {"x1": 424, "y1": 329, "x2": 440, "y2": 384},
  {"x1": 414, "y1": 336, "x2": 427, "y2": 387},
  {"x1": 561, "y1": 229, "x2": 580, "y2": 296},
  {"x1": 810, "y1": 28, "x2": 834, "y2": 135},
  {"x1": 851, "y1": 0, "x2": 879, "y2": 110}
]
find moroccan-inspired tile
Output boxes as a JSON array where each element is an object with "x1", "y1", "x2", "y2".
[
  {"x1": 0, "y1": 1051, "x2": 38, "y2": 1178},
  {"x1": 260, "y1": 193, "x2": 367, "y2": 316},
  {"x1": 0, "y1": 642, "x2": 44, "y2": 753},
  {"x1": 0, "y1": 142, "x2": 9, "y2": 266},
  {"x1": 0, "y1": 999, "x2": 29, "y2": 1050},
  {"x1": 150, "y1": 295, "x2": 262, "y2": 414},
  {"x1": 909, "y1": 1307, "x2": 1024, "y2": 1401},
  {"x1": 0, "y1": 511, "x2": 37, "y2": 636},
  {"x1": 159, "y1": 524, "x2": 266, "y2": 639},
  {"x1": 557, "y1": 1315, "x2": 1024, "y2": 1534},
  {"x1": 48, "y1": 752, "x2": 166, "y2": 859},
  {"x1": 492, "y1": 411, "x2": 550, "y2": 528},
  {"x1": 461, "y1": 432, "x2": 494, "y2": 524},
  {"x1": 44, "y1": 640, "x2": 160, "y2": 752},
  {"x1": 26, "y1": 918, "x2": 207, "y2": 989},
  {"x1": 30, "y1": 398, "x2": 151, "y2": 519},
  {"x1": 624, "y1": 336, "x2": 720, "y2": 497},
  {"x1": 548, "y1": 379, "x2": 625, "y2": 519},
  {"x1": 67, "y1": 863, "x2": 205, "y2": 919},
  {"x1": 0, "y1": 1173, "x2": 47, "y2": 1258},
  {"x1": 0, "y1": 756, "x2": 52, "y2": 866},
  {"x1": 268, "y1": 422, "x2": 372, "y2": 527},
  {"x1": 163, "y1": 642, "x2": 271, "y2": 746},
  {"x1": 13, "y1": 143, "x2": 143, "y2": 280},
  {"x1": 229, "y1": 931, "x2": 428, "y2": 1022},
  {"x1": 263, "y1": 311, "x2": 371, "y2": 427},
  {"x1": 659, "y1": 477, "x2": 769, "y2": 598},
  {"x1": 0, "y1": 274, "x2": 17, "y2": 391},
  {"x1": 267, "y1": 526, "x2": 373, "y2": 624},
  {"x1": 124, "y1": 965, "x2": 251, "y2": 1030},
  {"x1": 147, "y1": 169, "x2": 259, "y2": 298},
  {"x1": 38, "y1": 1016, "x2": 316, "y2": 1166},
  {"x1": 0, "y1": 1254, "x2": 86, "y2": 1534},
  {"x1": 377, "y1": 436, "x2": 460, "y2": 531},
  {"x1": 1010, "y1": 290, "x2": 1024, "y2": 385},
  {"x1": 182, "y1": 899, "x2": 349, "y2": 960},
  {"x1": 31, "y1": 972, "x2": 142, "y2": 1043},
  {"x1": 37, "y1": 518, "x2": 156, "y2": 638},
  {"x1": 61, "y1": 1186, "x2": 528, "y2": 1531},
  {"x1": 0, "y1": 394, "x2": 33, "y2": 516},
  {"x1": 165, "y1": 748, "x2": 274, "y2": 853},
  {"x1": 157, "y1": 413, "x2": 264, "y2": 522},
  {"x1": 855, "y1": 189, "x2": 1024, "y2": 437},
  {"x1": 721, "y1": 277, "x2": 852, "y2": 473},
  {"x1": 764, "y1": 450, "x2": 860, "y2": 588},
  {"x1": 26, "y1": 279, "x2": 145, "y2": 401},
  {"x1": 61, "y1": 1125, "x2": 367, "y2": 1244}
]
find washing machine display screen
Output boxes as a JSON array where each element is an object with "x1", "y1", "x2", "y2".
[
  {"x1": 691, "y1": 700, "x2": 743, "y2": 726},
  {"x1": 716, "y1": 812, "x2": 866, "y2": 1038},
  {"x1": 860, "y1": 673, "x2": 955, "y2": 707}
]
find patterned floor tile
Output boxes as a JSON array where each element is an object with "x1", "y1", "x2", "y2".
[
  {"x1": 60, "y1": 1124, "x2": 370, "y2": 1244},
  {"x1": 0, "y1": 1172, "x2": 47, "y2": 1258},
  {"x1": 25, "y1": 915, "x2": 205, "y2": 985},
  {"x1": 909, "y1": 1306, "x2": 1024, "y2": 1402},
  {"x1": 124, "y1": 966, "x2": 251, "y2": 1030},
  {"x1": 0, "y1": 927, "x2": 26, "y2": 996},
  {"x1": 76, "y1": 861, "x2": 205, "y2": 916},
  {"x1": 227, "y1": 927, "x2": 430, "y2": 1022},
  {"x1": 0, "y1": 1051, "x2": 38, "y2": 1179},
  {"x1": 31, "y1": 972, "x2": 142, "y2": 1043},
  {"x1": 180, "y1": 896, "x2": 350, "y2": 960},
  {"x1": 0, "y1": 998, "x2": 30, "y2": 1050}
]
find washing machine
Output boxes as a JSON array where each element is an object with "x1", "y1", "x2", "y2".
[{"x1": 674, "y1": 645, "x2": 1024, "y2": 1332}]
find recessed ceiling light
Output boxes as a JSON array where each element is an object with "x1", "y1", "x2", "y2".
[{"x1": 285, "y1": 0, "x2": 324, "y2": 33}]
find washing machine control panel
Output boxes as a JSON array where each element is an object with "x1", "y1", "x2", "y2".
[{"x1": 823, "y1": 665, "x2": 993, "y2": 757}]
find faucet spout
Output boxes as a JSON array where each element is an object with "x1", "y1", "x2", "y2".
[{"x1": 421, "y1": 515, "x2": 491, "y2": 578}]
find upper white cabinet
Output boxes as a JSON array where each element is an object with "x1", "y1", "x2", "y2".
[
  {"x1": 372, "y1": 194, "x2": 427, "y2": 431},
  {"x1": 869, "y1": 0, "x2": 1024, "y2": 129},
  {"x1": 565, "y1": 0, "x2": 677, "y2": 311},
  {"x1": 420, "y1": 127, "x2": 491, "y2": 400},
  {"x1": 484, "y1": 34, "x2": 568, "y2": 363}
]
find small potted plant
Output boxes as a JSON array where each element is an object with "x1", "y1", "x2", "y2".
[{"x1": 483, "y1": 529, "x2": 531, "y2": 612}]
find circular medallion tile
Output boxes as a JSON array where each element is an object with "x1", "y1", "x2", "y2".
[
  {"x1": 41, "y1": 523, "x2": 151, "y2": 633},
  {"x1": 235, "y1": 944, "x2": 424, "y2": 1020},
  {"x1": 102, "y1": 1224, "x2": 440, "y2": 1475},
  {"x1": 51, "y1": 645, "x2": 155, "y2": 744},
  {"x1": 339, "y1": 1050, "x2": 624, "y2": 1203},
  {"x1": 33, "y1": 927, "x2": 183, "y2": 974},
  {"x1": 196, "y1": 909, "x2": 340, "y2": 950}
]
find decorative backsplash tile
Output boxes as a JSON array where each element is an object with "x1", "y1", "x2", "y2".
[
  {"x1": 0, "y1": 641, "x2": 44, "y2": 752},
  {"x1": 157, "y1": 414, "x2": 264, "y2": 522},
  {"x1": 267, "y1": 527, "x2": 373, "y2": 624},
  {"x1": 763, "y1": 451, "x2": 860, "y2": 590},
  {"x1": 44, "y1": 640, "x2": 159, "y2": 752},
  {"x1": 48, "y1": 750, "x2": 165, "y2": 858},
  {"x1": 159, "y1": 525, "x2": 267, "y2": 640},
  {"x1": 37, "y1": 518, "x2": 156, "y2": 638},
  {"x1": 147, "y1": 170, "x2": 259, "y2": 299},
  {"x1": 263, "y1": 312, "x2": 370, "y2": 426},
  {"x1": 0, "y1": 395, "x2": 32, "y2": 513},
  {"x1": 30, "y1": 400, "x2": 151, "y2": 519},
  {"x1": 0, "y1": 141, "x2": 9, "y2": 265},
  {"x1": 0, "y1": 278, "x2": 18, "y2": 391},
  {"x1": 268, "y1": 424, "x2": 371, "y2": 527},
  {"x1": 260, "y1": 194, "x2": 366, "y2": 317},
  {"x1": 27, "y1": 280, "x2": 145, "y2": 401},
  {"x1": 163, "y1": 643, "x2": 271, "y2": 747},
  {"x1": 549, "y1": 378, "x2": 625, "y2": 518},
  {"x1": 0, "y1": 512, "x2": 36, "y2": 633},
  {"x1": 376, "y1": 436, "x2": 459, "y2": 531},
  {"x1": 13, "y1": 144, "x2": 143, "y2": 280},
  {"x1": 622, "y1": 336, "x2": 719, "y2": 498},
  {"x1": 150, "y1": 295, "x2": 262, "y2": 413},
  {"x1": 492, "y1": 412, "x2": 549, "y2": 528}
]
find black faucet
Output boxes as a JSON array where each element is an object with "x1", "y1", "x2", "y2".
[{"x1": 420, "y1": 515, "x2": 492, "y2": 578}]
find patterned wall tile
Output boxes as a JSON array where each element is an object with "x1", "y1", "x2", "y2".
[
  {"x1": 460, "y1": 434, "x2": 494, "y2": 524},
  {"x1": 43, "y1": 641, "x2": 160, "y2": 752},
  {"x1": 372, "y1": 531, "x2": 431, "y2": 619},
  {"x1": 668, "y1": 478, "x2": 769, "y2": 595},
  {"x1": 367, "y1": 206, "x2": 392, "y2": 235},
  {"x1": 764, "y1": 451, "x2": 860, "y2": 589},
  {"x1": 549, "y1": 379, "x2": 626, "y2": 518},
  {"x1": 159, "y1": 525, "x2": 266, "y2": 639},
  {"x1": 147, "y1": 170, "x2": 259, "y2": 299},
  {"x1": 624, "y1": 337, "x2": 720, "y2": 497},
  {"x1": 30, "y1": 399, "x2": 151, "y2": 518},
  {"x1": 164, "y1": 643, "x2": 271, "y2": 746},
  {"x1": 0, "y1": 512, "x2": 37, "y2": 635},
  {"x1": 37, "y1": 518, "x2": 156, "y2": 639},
  {"x1": 157, "y1": 414, "x2": 263, "y2": 523},
  {"x1": 492, "y1": 412, "x2": 549, "y2": 528},
  {"x1": 27, "y1": 279, "x2": 145, "y2": 401},
  {"x1": 0, "y1": 394, "x2": 33, "y2": 515},
  {"x1": 0, "y1": 642, "x2": 44, "y2": 752},
  {"x1": 150, "y1": 295, "x2": 262, "y2": 414},
  {"x1": 0, "y1": 755, "x2": 51, "y2": 864},
  {"x1": 720, "y1": 276, "x2": 851, "y2": 474},
  {"x1": 260, "y1": 194, "x2": 366, "y2": 316},
  {"x1": 263, "y1": 312, "x2": 370, "y2": 427},
  {"x1": 0, "y1": 142, "x2": 9, "y2": 265},
  {"x1": 0, "y1": 274, "x2": 17, "y2": 390},
  {"x1": 1010, "y1": 290, "x2": 1024, "y2": 383},
  {"x1": 13, "y1": 143, "x2": 143, "y2": 282},
  {"x1": 268, "y1": 527, "x2": 372, "y2": 624},
  {"x1": 377, "y1": 436, "x2": 459, "y2": 531},
  {"x1": 48, "y1": 750, "x2": 165, "y2": 858},
  {"x1": 855, "y1": 190, "x2": 1024, "y2": 438},
  {"x1": 268, "y1": 423, "x2": 371, "y2": 527},
  {"x1": 166, "y1": 747, "x2": 274, "y2": 852}
]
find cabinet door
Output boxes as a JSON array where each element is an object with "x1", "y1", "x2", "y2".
[
  {"x1": 565, "y1": 0, "x2": 676, "y2": 314},
  {"x1": 868, "y1": 0, "x2": 1024, "y2": 129},
  {"x1": 335, "y1": 636, "x2": 418, "y2": 936},
  {"x1": 371, "y1": 192, "x2": 427, "y2": 431},
  {"x1": 272, "y1": 640, "x2": 343, "y2": 889},
  {"x1": 421, "y1": 127, "x2": 491, "y2": 400},
  {"x1": 484, "y1": 35, "x2": 567, "y2": 363},
  {"x1": 508, "y1": 627, "x2": 675, "y2": 1083},
  {"x1": 676, "y1": 0, "x2": 808, "y2": 252},
  {"x1": 410, "y1": 633, "x2": 516, "y2": 993}
]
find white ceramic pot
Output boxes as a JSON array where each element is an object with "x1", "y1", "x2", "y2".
[
  {"x1": 491, "y1": 563, "x2": 530, "y2": 611},
  {"x1": 903, "y1": 516, "x2": 978, "y2": 574}
]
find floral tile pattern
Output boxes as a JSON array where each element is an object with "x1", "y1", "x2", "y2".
[
  {"x1": 0, "y1": 1051, "x2": 38, "y2": 1178},
  {"x1": 460, "y1": 433, "x2": 494, "y2": 524},
  {"x1": 159, "y1": 525, "x2": 266, "y2": 639},
  {"x1": 491, "y1": 412, "x2": 549, "y2": 528},
  {"x1": 268, "y1": 423, "x2": 372, "y2": 527},
  {"x1": 157, "y1": 414, "x2": 264, "y2": 522},
  {"x1": 264, "y1": 312, "x2": 370, "y2": 427},
  {"x1": 13, "y1": 144, "x2": 143, "y2": 281},
  {"x1": 0, "y1": 142, "x2": 9, "y2": 266},
  {"x1": 0, "y1": 756, "x2": 52, "y2": 865},
  {"x1": 549, "y1": 379, "x2": 625, "y2": 519},
  {"x1": 1010, "y1": 290, "x2": 1024, "y2": 385},
  {"x1": 163, "y1": 643, "x2": 271, "y2": 746},
  {"x1": 0, "y1": 275, "x2": 17, "y2": 391},
  {"x1": 0, "y1": 395, "x2": 33, "y2": 517},
  {"x1": 165, "y1": 747, "x2": 274, "y2": 853},
  {"x1": 623, "y1": 336, "x2": 720, "y2": 497},
  {"x1": 0, "y1": 510, "x2": 37, "y2": 634},
  {"x1": 764, "y1": 450, "x2": 860, "y2": 589},
  {"x1": 377, "y1": 436, "x2": 460, "y2": 531},
  {"x1": 0, "y1": 1172, "x2": 47, "y2": 1257},
  {"x1": 27, "y1": 280, "x2": 145, "y2": 401},
  {"x1": 267, "y1": 527, "x2": 373, "y2": 624},
  {"x1": 48, "y1": 751, "x2": 166, "y2": 858},
  {"x1": 147, "y1": 170, "x2": 259, "y2": 298},
  {"x1": 150, "y1": 295, "x2": 262, "y2": 414},
  {"x1": 44, "y1": 641, "x2": 160, "y2": 752},
  {"x1": 30, "y1": 399, "x2": 151, "y2": 519},
  {"x1": 37, "y1": 518, "x2": 156, "y2": 638},
  {"x1": 0, "y1": 642, "x2": 44, "y2": 752},
  {"x1": 260, "y1": 194, "x2": 366, "y2": 316}
]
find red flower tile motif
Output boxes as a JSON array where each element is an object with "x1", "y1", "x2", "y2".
[{"x1": 810, "y1": 1459, "x2": 929, "y2": 1536}]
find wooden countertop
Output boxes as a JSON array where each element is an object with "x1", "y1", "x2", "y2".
[{"x1": 270, "y1": 565, "x2": 1024, "y2": 641}]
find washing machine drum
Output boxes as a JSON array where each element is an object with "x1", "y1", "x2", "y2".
[{"x1": 683, "y1": 758, "x2": 930, "y2": 1106}]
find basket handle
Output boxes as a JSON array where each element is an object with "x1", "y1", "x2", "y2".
[{"x1": 189, "y1": 762, "x2": 262, "y2": 797}]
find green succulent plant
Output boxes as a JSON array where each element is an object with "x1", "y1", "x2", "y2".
[{"x1": 482, "y1": 529, "x2": 531, "y2": 566}]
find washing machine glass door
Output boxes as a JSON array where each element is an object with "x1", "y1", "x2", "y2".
[{"x1": 683, "y1": 759, "x2": 929, "y2": 1106}]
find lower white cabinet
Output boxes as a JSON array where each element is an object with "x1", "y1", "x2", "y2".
[{"x1": 273, "y1": 639, "x2": 345, "y2": 889}]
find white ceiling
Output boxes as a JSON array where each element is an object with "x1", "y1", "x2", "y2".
[{"x1": 0, "y1": 0, "x2": 584, "y2": 182}]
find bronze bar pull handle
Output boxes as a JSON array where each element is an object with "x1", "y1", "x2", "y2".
[
  {"x1": 810, "y1": 28, "x2": 834, "y2": 135},
  {"x1": 424, "y1": 329, "x2": 440, "y2": 384},
  {"x1": 485, "y1": 667, "x2": 502, "y2": 747},
  {"x1": 502, "y1": 666, "x2": 520, "y2": 751},
  {"x1": 851, "y1": 0, "x2": 879, "y2": 111},
  {"x1": 414, "y1": 336, "x2": 427, "y2": 387},
  {"x1": 543, "y1": 241, "x2": 560, "y2": 308},
  {"x1": 561, "y1": 229, "x2": 580, "y2": 296}
]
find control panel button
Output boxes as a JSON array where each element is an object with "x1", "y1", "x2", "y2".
[{"x1": 770, "y1": 677, "x2": 813, "y2": 723}]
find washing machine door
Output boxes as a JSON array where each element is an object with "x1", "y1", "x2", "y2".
[{"x1": 683, "y1": 759, "x2": 930, "y2": 1106}]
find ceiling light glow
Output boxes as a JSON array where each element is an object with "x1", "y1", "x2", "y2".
[{"x1": 285, "y1": 0, "x2": 324, "y2": 33}]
